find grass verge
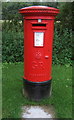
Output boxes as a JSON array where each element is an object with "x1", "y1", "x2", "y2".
[{"x1": 2, "y1": 63, "x2": 72, "y2": 118}]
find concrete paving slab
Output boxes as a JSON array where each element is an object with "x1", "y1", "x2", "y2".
[{"x1": 21, "y1": 105, "x2": 55, "y2": 119}]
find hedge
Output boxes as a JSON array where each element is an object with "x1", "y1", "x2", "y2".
[{"x1": 2, "y1": 28, "x2": 72, "y2": 65}]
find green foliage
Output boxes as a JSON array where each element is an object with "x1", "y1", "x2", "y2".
[
  {"x1": 2, "y1": 2, "x2": 58, "y2": 21},
  {"x1": 2, "y1": 27, "x2": 72, "y2": 65},
  {"x1": 2, "y1": 30, "x2": 24, "y2": 62},
  {"x1": 2, "y1": 20, "x2": 23, "y2": 32},
  {"x1": 53, "y1": 28, "x2": 72, "y2": 65},
  {"x1": 2, "y1": 2, "x2": 73, "y2": 30},
  {"x1": 56, "y1": 2, "x2": 72, "y2": 30},
  {"x1": 2, "y1": 2, "x2": 72, "y2": 65},
  {"x1": 2, "y1": 2, "x2": 33, "y2": 21}
]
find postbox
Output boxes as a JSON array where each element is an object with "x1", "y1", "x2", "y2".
[{"x1": 19, "y1": 6, "x2": 59, "y2": 101}]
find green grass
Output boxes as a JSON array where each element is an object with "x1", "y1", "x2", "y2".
[
  {"x1": 2, "y1": 63, "x2": 72, "y2": 118},
  {"x1": 0, "y1": 63, "x2": 2, "y2": 119}
]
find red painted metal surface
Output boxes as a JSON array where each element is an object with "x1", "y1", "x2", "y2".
[{"x1": 19, "y1": 6, "x2": 59, "y2": 82}]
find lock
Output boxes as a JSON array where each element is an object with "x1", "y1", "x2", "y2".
[{"x1": 38, "y1": 19, "x2": 42, "y2": 23}]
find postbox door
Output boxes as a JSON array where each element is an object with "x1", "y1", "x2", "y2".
[{"x1": 24, "y1": 19, "x2": 54, "y2": 82}]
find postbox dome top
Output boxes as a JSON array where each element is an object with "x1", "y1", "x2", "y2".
[{"x1": 19, "y1": 6, "x2": 59, "y2": 16}]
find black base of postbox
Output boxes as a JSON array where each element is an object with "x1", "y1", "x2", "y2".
[{"x1": 23, "y1": 79, "x2": 52, "y2": 101}]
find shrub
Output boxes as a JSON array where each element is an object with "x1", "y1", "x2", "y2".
[
  {"x1": 2, "y1": 30, "x2": 24, "y2": 62},
  {"x1": 53, "y1": 28, "x2": 72, "y2": 65},
  {"x1": 2, "y1": 28, "x2": 72, "y2": 65}
]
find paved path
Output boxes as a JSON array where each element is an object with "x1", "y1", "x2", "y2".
[{"x1": 21, "y1": 105, "x2": 55, "y2": 119}]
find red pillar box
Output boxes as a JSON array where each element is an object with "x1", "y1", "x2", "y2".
[{"x1": 19, "y1": 6, "x2": 59, "y2": 101}]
